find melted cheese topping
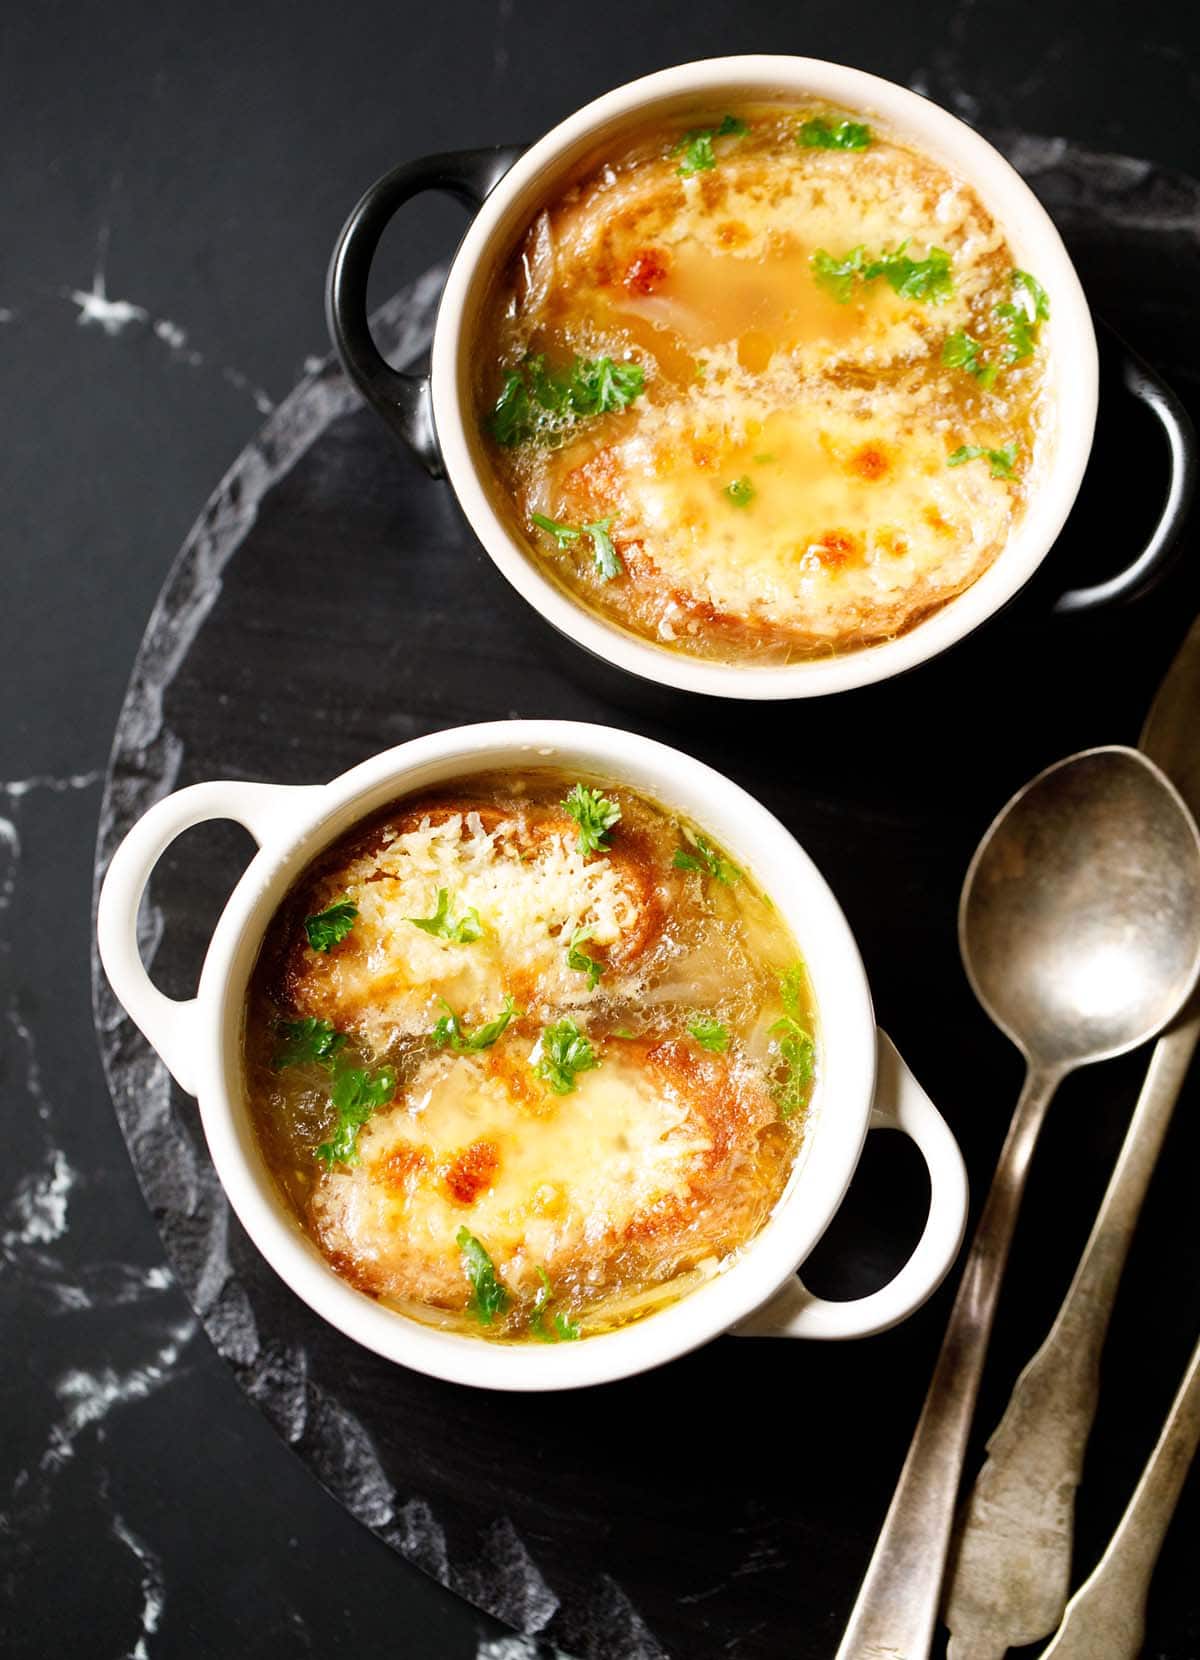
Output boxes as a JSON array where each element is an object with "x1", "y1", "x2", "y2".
[
  {"x1": 480, "y1": 105, "x2": 1050, "y2": 662},
  {"x1": 313, "y1": 1037, "x2": 779, "y2": 1312},
  {"x1": 288, "y1": 803, "x2": 660, "y2": 1056}
]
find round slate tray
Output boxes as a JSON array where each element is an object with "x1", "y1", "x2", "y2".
[{"x1": 93, "y1": 136, "x2": 1200, "y2": 1660}]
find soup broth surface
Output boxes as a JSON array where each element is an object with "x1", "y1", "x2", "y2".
[
  {"x1": 476, "y1": 102, "x2": 1051, "y2": 663},
  {"x1": 244, "y1": 772, "x2": 817, "y2": 1343}
]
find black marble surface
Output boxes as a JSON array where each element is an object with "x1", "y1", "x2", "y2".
[{"x1": 8, "y1": 6, "x2": 1200, "y2": 1658}]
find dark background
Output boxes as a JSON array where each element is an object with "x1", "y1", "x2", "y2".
[{"x1": 5, "y1": 4, "x2": 1200, "y2": 1657}]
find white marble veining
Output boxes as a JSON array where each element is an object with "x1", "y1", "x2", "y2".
[
  {"x1": 221, "y1": 365, "x2": 274, "y2": 414},
  {"x1": 478, "y1": 1639, "x2": 567, "y2": 1660},
  {"x1": 66, "y1": 274, "x2": 149, "y2": 336},
  {"x1": 1, "y1": 1148, "x2": 74, "y2": 1249},
  {"x1": 45, "y1": 1316, "x2": 198, "y2": 1469},
  {"x1": 111, "y1": 1512, "x2": 166, "y2": 1660},
  {"x1": 59, "y1": 223, "x2": 277, "y2": 408}
]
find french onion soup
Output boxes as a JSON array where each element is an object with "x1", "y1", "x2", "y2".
[
  {"x1": 244, "y1": 772, "x2": 816, "y2": 1342},
  {"x1": 476, "y1": 104, "x2": 1051, "y2": 663}
]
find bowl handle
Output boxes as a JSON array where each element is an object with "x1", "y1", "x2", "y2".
[
  {"x1": 96, "y1": 780, "x2": 325, "y2": 1097},
  {"x1": 734, "y1": 1030, "x2": 968, "y2": 1340},
  {"x1": 1053, "y1": 322, "x2": 1196, "y2": 614},
  {"x1": 326, "y1": 146, "x2": 525, "y2": 478}
]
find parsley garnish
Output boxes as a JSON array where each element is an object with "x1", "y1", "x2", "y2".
[
  {"x1": 779, "y1": 964, "x2": 806, "y2": 1016},
  {"x1": 798, "y1": 116, "x2": 872, "y2": 150},
  {"x1": 948, "y1": 442, "x2": 1019, "y2": 479},
  {"x1": 490, "y1": 371, "x2": 531, "y2": 447},
  {"x1": 456, "y1": 1228, "x2": 510, "y2": 1325},
  {"x1": 869, "y1": 244, "x2": 954, "y2": 302},
  {"x1": 995, "y1": 304, "x2": 1035, "y2": 364},
  {"x1": 315, "y1": 1063, "x2": 397, "y2": 1168},
  {"x1": 530, "y1": 1266, "x2": 581, "y2": 1342},
  {"x1": 489, "y1": 354, "x2": 644, "y2": 446},
  {"x1": 431, "y1": 996, "x2": 518, "y2": 1053},
  {"x1": 562, "y1": 784, "x2": 621, "y2": 855},
  {"x1": 407, "y1": 887, "x2": 483, "y2": 943},
  {"x1": 995, "y1": 269, "x2": 1050, "y2": 365},
  {"x1": 273, "y1": 1017, "x2": 348, "y2": 1071},
  {"x1": 724, "y1": 476, "x2": 755, "y2": 507},
  {"x1": 303, "y1": 898, "x2": 358, "y2": 953},
  {"x1": 673, "y1": 113, "x2": 748, "y2": 177},
  {"x1": 583, "y1": 517, "x2": 622, "y2": 581},
  {"x1": 812, "y1": 242, "x2": 954, "y2": 305},
  {"x1": 770, "y1": 965, "x2": 814, "y2": 1120},
  {"x1": 811, "y1": 246, "x2": 866, "y2": 304},
  {"x1": 673, "y1": 833, "x2": 742, "y2": 885},
  {"x1": 942, "y1": 330, "x2": 998, "y2": 389},
  {"x1": 531, "y1": 513, "x2": 581, "y2": 550},
  {"x1": 688, "y1": 1017, "x2": 729, "y2": 1053},
  {"x1": 567, "y1": 926, "x2": 605, "y2": 990},
  {"x1": 1012, "y1": 269, "x2": 1050, "y2": 320},
  {"x1": 535, "y1": 1018, "x2": 599, "y2": 1095},
  {"x1": 530, "y1": 513, "x2": 623, "y2": 581}
]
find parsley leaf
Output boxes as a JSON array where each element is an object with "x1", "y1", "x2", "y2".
[
  {"x1": 304, "y1": 898, "x2": 358, "y2": 953},
  {"x1": 567, "y1": 926, "x2": 605, "y2": 990},
  {"x1": 994, "y1": 303, "x2": 1035, "y2": 364},
  {"x1": 529, "y1": 1266, "x2": 581, "y2": 1342},
  {"x1": 864, "y1": 243, "x2": 954, "y2": 302},
  {"x1": 530, "y1": 512, "x2": 581, "y2": 549},
  {"x1": 530, "y1": 513, "x2": 624, "y2": 581},
  {"x1": 584, "y1": 517, "x2": 622, "y2": 582},
  {"x1": 798, "y1": 116, "x2": 872, "y2": 150},
  {"x1": 273, "y1": 1017, "x2": 347, "y2": 1071},
  {"x1": 995, "y1": 269, "x2": 1050, "y2": 365},
  {"x1": 490, "y1": 371, "x2": 530, "y2": 446},
  {"x1": 534, "y1": 1018, "x2": 600, "y2": 1095},
  {"x1": 947, "y1": 442, "x2": 1019, "y2": 479},
  {"x1": 315, "y1": 1063, "x2": 397, "y2": 1168},
  {"x1": 431, "y1": 996, "x2": 518, "y2": 1053},
  {"x1": 456, "y1": 1227, "x2": 510, "y2": 1325},
  {"x1": 489, "y1": 354, "x2": 644, "y2": 446},
  {"x1": 562, "y1": 784, "x2": 621, "y2": 855},
  {"x1": 672, "y1": 833, "x2": 742, "y2": 885},
  {"x1": 672, "y1": 114, "x2": 748, "y2": 176},
  {"x1": 942, "y1": 330, "x2": 999, "y2": 389},
  {"x1": 688, "y1": 1017, "x2": 729, "y2": 1053},
  {"x1": 812, "y1": 245, "x2": 866, "y2": 303},
  {"x1": 779, "y1": 963, "x2": 807, "y2": 1020},
  {"x1": 771, "y1": 966, "x2": 814, "y2": 1119},
  {"x1": 813, "y1": 242, "x2": 954, "y2": 305},
  {"x1": 724, "y1": 476, "x2": 755, "y2": 507},
  {"x1": 407, "y1": 887, "x2": 483, "y2": 944},
  {"x1": 570, "y1": 356, "x2": 646, "y2": 414},
  {"x1": 1012, "y1": 268, "x2": 1050, "y2": 322},
  {"x1": 771, "y1": 1019, "x2": 815, "y2": 1118}
]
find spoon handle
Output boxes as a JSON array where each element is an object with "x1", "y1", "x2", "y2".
[
  {"x1": 834, "y1": 1064, "x2": 1061, "y2": 1660},
  {"x1": 944, "y1": 1014, "x2": 1200, "y2": 1656},
  {"x1": 1038, "y1": 1331, "x2": 1200, "y2": 1660}
]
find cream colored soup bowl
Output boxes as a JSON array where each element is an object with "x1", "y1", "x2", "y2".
[
  {"x1": 97, "y1": 721, "x2": 967, "y2": 1391},
  {"x1": 324, "y1": 56, "x2": 1187, "y2": 702}
]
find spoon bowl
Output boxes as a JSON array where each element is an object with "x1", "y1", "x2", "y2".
[{"x1": 959, "y1": 746, "x2": 1200, "y2": 1071}]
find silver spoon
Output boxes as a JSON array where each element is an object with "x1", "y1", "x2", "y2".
[
  {"x1": 945, "y1": 618, "x2": 1200, "y2": 1657},
  {"x1": 834, "y1": 745, "x2": 1200, "y2": 1660}
]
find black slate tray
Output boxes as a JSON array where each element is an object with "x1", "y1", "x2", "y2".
[{"x1": 92, "y1": 134, "x2": 1200, "y2": 1659}]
